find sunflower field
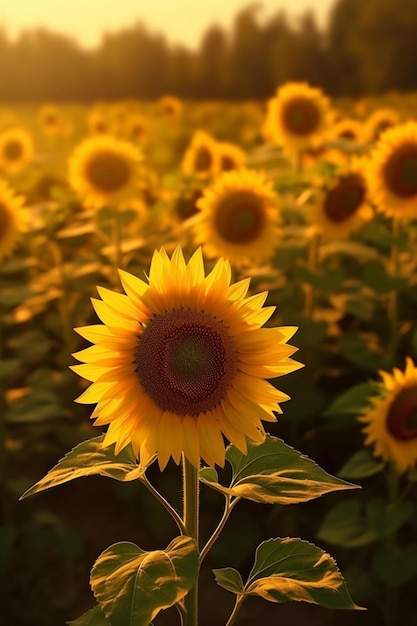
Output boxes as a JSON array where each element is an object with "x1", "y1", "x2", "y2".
[{"x1": 1, "y1": 83, "x2": 417, "y2": 626}]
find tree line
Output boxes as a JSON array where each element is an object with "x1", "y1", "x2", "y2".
[{"x1": 1, "y1": 0, "x2": 417, "y2": 102}]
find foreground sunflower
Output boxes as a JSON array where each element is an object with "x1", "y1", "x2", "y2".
[
  {"x1": 191, "y1": 169, "x2": 281, "y2": 268},
  {"x1": 68, "y1": 135, "x2": 143, "y2": 209},
  {"x1": 0, "y1": 127, "x2": 34, "y2": 174},
  {"x1": 0, "y1": 178, "x2": 27, "y2": 263},
  {"x1": 307, "y1": 159, "x2": 373, "y2": 240},
  {"x1": 72, "y1": 247, "x2": 301, "y2": 470},
  {"x1": 358, "y1": 358, "x2": 417, "y2": 474},
  {"x1": 265, "y1": 82, "x2": 332, "y2": 157},
  {"x1": 367, "y1": 121, "x2": 417, "y2": 220}
]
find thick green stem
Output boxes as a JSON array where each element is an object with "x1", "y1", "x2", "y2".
[
  {"x1": 182, "y1": 457, "x2": 200, "y2": 626},
  {"x1": 49, "y1": 241, "x2": 73, "y2": 359},
  {"x1": 386, "y1": 217, "x2": 400, "y2": 361}
]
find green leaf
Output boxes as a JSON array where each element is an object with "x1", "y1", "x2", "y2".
[
  {"x1": 213, "y1": 568, "x2": 244, "y2": 594},
  {"x1": 91, "y1": 536, "x2": 199, "y2": 626},
  {"x1": 365, "y1": 498, "x2": 417, "y2": 537},
  {"x1": 229, "y1": 537, "x2": 361, "y2": 609},
  {"x1": 20, "y1": 436, "x2": 154, "y2": 499},
  {"x1": 317, "y1": 499, "x2": 377, "y2": 547},
  {"x1": 67, "y1": 605, "x2": 110, "y2": 625},
  {"x1": 338, "y1": 332, "x2": 390, "y2": 372},
  {"x1": 199, "y1": 435, "x2": 356, "y2": 505},
  {"x1": 362, "y1": 262, "x2": 408, "y2": 294},
  {"x1": 372, "y1": 544, "x2": 417, "y2": 586},
  {"x1": 0, "y1": 358, "x2": 21, "y2": 381},
  {"x1": 322, "y1": 382, "x2": 379, "y2": 418},
  {"x1": 338, "y1": 450, "x2": 384, "y2": 479}
]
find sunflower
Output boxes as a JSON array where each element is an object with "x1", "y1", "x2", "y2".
[
  {"x1": 367, "y1": 121, "x2": 417, "y2": 220},
  {"x1": 191, "y1": 168, "x2": 281, "y2": 268},
  {"x1": 0, "y1": 127, "x2": 34, "y2": 174},
  {"x1": 329, "y1": 118, "x2": 365, "y2": 144},
  {"x1": 87, "y1": 106, "x2": 112, "y2": 135},
  {"x1": 38, "y1": 103, "x2": 63, "y2": 135},
  {"x1": 68, "y1": 135, "x2": 143, "y2": 209},
  {"x1": 265, "y1": 82, "x2": 332, "y2": 156},
  {"x1": 125, "y1": 113, "x2": 149, "y2": 144},
  {"x1": 158, "y1": 95, "x2": 183, "y2": 118},
  {"x1": 181, "y1": 130, "x2": 221, "y2": 178},
  {"x1": 72, "y1": 247, "x2": 302, "y2": 469},
  {"x1": 307, "y1": 159, "x2": 373, "y2": 240},
  {"x1": 217, "y1": 141, "x2": 246, "y2": 172},
  {"x1": 358, "y1": 358, "x2": 417, "y2": 474},
  {"x1": 365, "y1": 108, "x2": 399, "y2": 142},
  {"x1": 0, "y1": 178, "x2": 27, "y2": 263}
]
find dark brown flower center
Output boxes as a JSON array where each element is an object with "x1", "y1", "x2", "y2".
[
  {"x1": 281, "y1": 97, "x2": 320, "y2": 136},
  {"x1": 373, "y1": 120, "x2": 393, "y2": 140},
  {"x1": 383, "y1": 142, "x2": 417, "y2": 198},
  {"x1": 86, "y1": 151, "x2": 131, "y2": 193},
  {"x1": 176, "y1": 190, "x2": 202, "y2": 221},
  {"x1": 44, "y1": 114, "x2": 57, "y2": 126},
  {"x1": 4, "y1": 140, "x2": 23, "y2": 161},
  {"x1": 194, "y1": 146, "x2": 212, "y2": 172},
  {"x1": 135, "y1": 309, "x2": 237, "y2": 416},
  {"x1": 323, "y1": 174, "x2": 366, "y2": 223},
  {"x1": 386, "y1": 385, "x2": 417, "y2": 441},
  {"x1": 0, "y1": 202, "x2": 11, "y2": 238},
  {"x1": 221, "y1": 155, "x2": 237, "y2": 171},
  {"x1": 215, "y1": 192, "x2": 266, "y2": 244},
  {"x1": 339, "y1": 129, "x2": 356, "y2": 140}
]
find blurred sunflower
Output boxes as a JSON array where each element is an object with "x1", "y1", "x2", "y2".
[
  {"x1": 367, "y1": 121, "x2": 417, "y2": 220},
  {"x1": 358, "y1": 357, "x2": 417, "y2": 474},
  {"x1": 329, "y1": 117, "x2": 365, "y2": 144},
  {"x1": 365, "y1": 108, "x2": 399, "y2": 142},
  {"x1": 265, "y1": 82, "x2": 332, "y2": 156},
  {"x1": 192, "y1": 168, "x2": 281, "y2": 267},
  {"x1": 68, "y1": 135, "x2": 143, "y2": 209},
  {"x1": 38, "y1": 103, "x2": 63, "y2": 135},
  {"x1": 72, "y1": 247, "x2": 301, "y2": 469},
  {"x1": 125, "y1": 113, "x2": 149, "y2": 144},
  {"x1": 87, "y1": 107, "x2": 112, "y2": 135},
  {"x1": 0, "y1": 178, "x2": 27, "y2": 262},
  {"x1": 217, "y1": 141, "x2": 246, "y2": 172},
  {"x1": 0, "y1": 127, "x2": 34, "y2": 174},
  {"x1": 308, "y1": 159, "x2": 373, "y2": 240},
  {"x1": 181, "y1": 130, "x2": 220, "y2": 178},
  {"x1": 158, "y1": 95, "x2": 183, "y2": 118}
]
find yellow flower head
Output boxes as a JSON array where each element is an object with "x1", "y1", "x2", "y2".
[
  {"x1": 158, "y1": 95, "x2": 183, "y2": 118},
  {"x1": 358, "y1": 358, "x2": 417, "y2": 474},
  {"x1": 367, "y1": 121, "x2": 417, "y2": 220},
  {"x1": 0, "y1": 178, "x2": 27, "y2": 263},
  {"x1": 181, "y1": 130, "x2": 221, "y2": 178},
  {"x1": 365, "y1": 108, "x2": 399, "y2": 143},
  {"x1": 68, "y1": 135, "x2": 143, "y2": 209},
  {"x1": 217, "y1": 141, "x2": 246, "y2": 172},
  {"x1": 192, "y1": 168, "x2": 281, "y2": 268},
  {"x1": 38, "y1": 103, "x2": 63, "y2": 135},
  {"x1": 307, "y1": 158, "x2": 373, "y2": 240},
  {"x1": 0, "y1": 127, "x2": 34, "y2": 174},
  {"x1": 72, "y1": 247, "x2": 302, "y2": 470},
  {"x1": 265, "y1": 82, "x2": 332, "y2": 155},
  {"x1": 329, "y1": 117, "x2": 365, "y2": 144}
]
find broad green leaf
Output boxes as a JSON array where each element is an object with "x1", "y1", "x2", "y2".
[
  {"x1": 372, "y1": 544, "x2": 417, "y2": 586},
  {"x1": 67, "y1": 605, "x2": 110, "y2": 625},
  {"x1": 365, "y1": 498, "x2": 417, "y2": 537},
  {"x1": 362, "y1": 262, "x2": 407, "y2": 294},
  {"x1": 338, "y1": 332, "x2": 390, "y2": 372},
  {"x1": 317, "y1": 499, "x2": 377, "y2": 547},
  {"x1": 213, "y1": 568, "x2": 244, "y2": 594},
  {"x1": 338, "y1": 450, "x2": 384, "y2": 479},
  {"x1": 199, "y1": 435, "x2": 356, "y2": 505},
  {"x1": 6, "y1": 388, "x2": 63, "y2": 423},
  {"x1": 223, "y1": 537, "x2": 361, "y2": 609},
  {"x1": 91, "y1": 536, "x2": 199, "y2": 626},
  {"x1": 0, "y1": 358, "x2": 21, "y2": 381},
  {"x1": 322, "y1": 382, "x2": 379, "y2": 418},
  {"x1": 20, "y1": 436, "x2": 154, "y2": 498}
]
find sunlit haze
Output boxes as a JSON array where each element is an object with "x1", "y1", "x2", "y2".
[{"x1": 1, "y1": 0, "x2": 336, "y2": 49}]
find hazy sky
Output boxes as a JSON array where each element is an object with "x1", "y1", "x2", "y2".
[{"x1": 0, "y1": 0, "x2": 336, "y2": 49}]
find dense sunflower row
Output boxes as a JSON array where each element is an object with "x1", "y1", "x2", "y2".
[{"x1": 1, "y1": 84, "x2": 417, "y2": 477}]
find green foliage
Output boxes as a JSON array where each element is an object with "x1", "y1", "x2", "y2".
[
  {"x1": 90, "y1": 537, "x2": 199, "y2": 626},
  {"x1": 214, "y1": 537, "x2": 361, "y2": 609},
  {"x1": 20, "y1": 436, "x2": 154, "y2": 498},
  {"x1": 317, "y1": 499, "x2": 378, "y2": 547},
  {"x1": 200, "y1": 435, "x2": 356, "y2": 504},
  {"x1": 338, "y1": 450, "x2": 384, "y2": 479},
  {"x1": 67, "y1": 605, "x2": 111, "y2": 625}
]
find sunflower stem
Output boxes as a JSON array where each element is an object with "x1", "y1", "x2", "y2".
[
  {"x1": 200, "y1": 495, "x2": 240, "y2": 563},
  {"x1": 386, "y1": 217, "x2": 400, "y2": 362},
  {"x1": 384, "y1": 462, "x2": 399, "y2": 626},
  {"x1": 49, "y1": 240, "x2": 74, "y2": 361},
  {"x1": 182, "y1": 456, "x2": 200, "y2": 626},
  {"x1": 303, "y1": 228, "x2": 320, "y2": 318},
  {"x1": 224, "y1": 594, "x2": 245, "y2": 626},
  {"x1": 0, "y1": 305, "x2": 11, "y2": 525},
  {"x1": 141, "y1": 474, "x2": 186, "y2": 535}
]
